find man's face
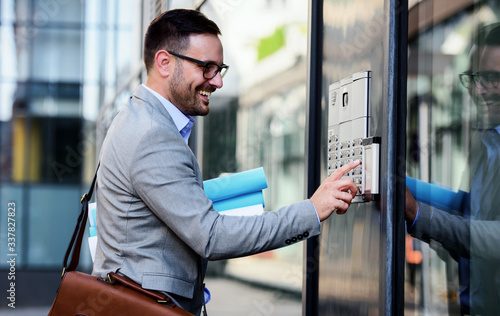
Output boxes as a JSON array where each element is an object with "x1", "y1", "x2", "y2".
[
  {"x1": 166, "y1": 33, "x2": 224, "y2": 117},
  {"x1": 474, "y1": 45, "x2": 500, "y2": 126}
]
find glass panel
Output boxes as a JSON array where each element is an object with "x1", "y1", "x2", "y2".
[
  {"x1": 31, "y1": 28, "x2": 82, "y2": 82},
  {"x1": 405, "y1": 1, "x2": 500, "y2": 315},
  {"x1": 27, "y1": 185, "x2": 90, "y2": 268},
  {"x1": 10, "y1": 116, "x2": 83, "y2": 183},
  {"x1": 199, "y1": 0, "x2": 309, "y2": 296},
  {"x1": 0, "y1": 0, "x2": 143, "y2": 273},
  {"x1": 82, "y1": 0, "x2": 143, "y2": 122},
  {"x1": 0, "y1": 185, "x2": 25, "y2": 268},
  {"x1": 32, "y1": 0, "x2": 82, "y2": 24}
]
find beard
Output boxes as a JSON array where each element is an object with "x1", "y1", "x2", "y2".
[
  {"x1": 475, "y1": 92, "x2": 500, "y2": 127},
  {"x1": 168, "y1": 63, "x2": 210, "y2": 117}
]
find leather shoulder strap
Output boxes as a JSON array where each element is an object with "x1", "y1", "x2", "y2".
[{"x1": 62, "y1": 164, "x2": 100, "y2": 274}]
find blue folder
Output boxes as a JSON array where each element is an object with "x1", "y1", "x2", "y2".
[
  {"x1": 212, "y1": 191, "x2": 265, "y2": 212},
  {"x1": 406, "y1": 176, "x2": 467, "y2": 212},
  {"x1": 203, "y1": 167, "x2": 268, "y2": 202}
]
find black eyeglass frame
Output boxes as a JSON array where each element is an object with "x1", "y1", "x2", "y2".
[
  {"x1": 168, "y1": 51, "x2": 229, "y2": 79},
  {"x1": 459, "y1": 71, "x2": 500, "y2": 90}
]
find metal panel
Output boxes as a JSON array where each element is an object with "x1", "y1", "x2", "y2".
[{"x1": 305, "y1": 0, "x2": 407, "y2": 314}]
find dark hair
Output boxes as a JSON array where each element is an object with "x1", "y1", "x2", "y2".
[
  {"x1": 143, "y1": 9, "x2": 221, "y2": 72},
  {"x1": 484, "y1": 22, "x2": 500, "y2": 46},
  {"x1": 466, "y1": 22, "x2": 500, "y2": 72}
]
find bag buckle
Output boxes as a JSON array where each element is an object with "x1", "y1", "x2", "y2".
[
  {"x1": 80, "y1": 193, "x2": 87, "y2": 204},
  {"x1": 106, "y1": 273, "x2": 115, "y2": 284}
]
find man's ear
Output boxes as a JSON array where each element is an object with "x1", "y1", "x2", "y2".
[{"x1": 155, "y1": 50, "x2": 171, "y2": 77}]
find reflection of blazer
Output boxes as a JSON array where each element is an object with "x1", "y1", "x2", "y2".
[
  {"x1": 410, "y1": 129, "x2": 500, "y2": 315},
  {"x1": 92, "y1": 85, "x2": 320, "y2": 315}
]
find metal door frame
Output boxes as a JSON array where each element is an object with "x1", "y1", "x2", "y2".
[{"x1": 304, "y1": 0, "x2": 408, "y2": 314}]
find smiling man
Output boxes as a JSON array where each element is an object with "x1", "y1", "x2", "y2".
[
  {"x1": 92, "y1": 9, "x2": 359, "y2": 316},
  {"x1": 405, "y1": 23, "x2": 500, "y2": 315},
  {"x1": 474, "y1": 42, "x2": 500, "y2": 128},
  {"x1": 144, "y1": 35, "x2": 227, "y2": 116}
]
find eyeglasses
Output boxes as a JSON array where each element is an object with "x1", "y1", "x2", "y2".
[
  {"x1": 459, "y1": 71, "x2": 500, "y2": 90},
  {"x1": 168, "y1": 51, "x2": 229, "y2": 79}
]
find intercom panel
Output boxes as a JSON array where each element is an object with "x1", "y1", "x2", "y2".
[{"x1": 327, "y1": 70, "x2": 380, "y2": 202}]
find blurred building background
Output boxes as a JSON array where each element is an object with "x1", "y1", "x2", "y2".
[
  {"x1": 0, "y1": 0, "x2": 499, "y2": 315},
  {"x1": 0, "y1": 0, "x2": 309, "y2": 310}
]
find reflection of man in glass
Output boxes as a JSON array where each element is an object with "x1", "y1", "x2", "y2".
[{"x1": 405, "y1": 24, "x2": 500, "y2": 315}]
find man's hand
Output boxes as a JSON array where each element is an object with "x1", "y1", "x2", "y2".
[
  {"x1": 310, "y1": 160, "x2": 360, "y2": 222},
  {"x1": 405, "y1": 186, "x2": 418, "y2": 225}
]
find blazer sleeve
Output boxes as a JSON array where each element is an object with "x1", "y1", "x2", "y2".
[
  {"x1": 130, "y1": 116, "x2": 320, "y2": 261},
  {"x1": 410, "y1": 202, "x2": 470, "y2": 260}
]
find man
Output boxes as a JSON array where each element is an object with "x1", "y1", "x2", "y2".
[
  {"x1": 405, "y1": 23, "x2": 500, "y2": 315},
  {"x1": 93, "y1": 9, "x2": 359, "y2": 315}
]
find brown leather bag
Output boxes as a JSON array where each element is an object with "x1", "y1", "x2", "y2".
[{"x1": 48, "y1": 166, "x2": 194, "y2": 316}]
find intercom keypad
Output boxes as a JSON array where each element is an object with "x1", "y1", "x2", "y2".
[
  {"x1": 327, "y1": 70, "x2": 379, "y2": 202},
  {"x1": 328, "y1": 131, "x2": 380, "y2": 202}
]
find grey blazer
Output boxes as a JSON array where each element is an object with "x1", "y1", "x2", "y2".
[
  {"x1": 410, "y1": 130, "x2": 500, "y2": 315},
  {"x1": 92, "y1": 85, "x2": 321, "y2": 314}
]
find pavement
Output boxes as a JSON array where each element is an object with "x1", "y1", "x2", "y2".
[{"x1": 0, "y1": 277, "x2": 302, "y2": 316}]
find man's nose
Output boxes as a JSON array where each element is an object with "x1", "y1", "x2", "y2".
[{"x1": 208, "y1": 72, "x2": 223, "y2": 89}]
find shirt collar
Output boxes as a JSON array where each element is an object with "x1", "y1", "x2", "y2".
[{"x1": 142, "y1": 84, "x2": 195, "y2": 143}]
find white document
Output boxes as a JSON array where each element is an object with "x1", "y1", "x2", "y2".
[
  {"x1": 88, "y1": 236, "x2": 97, "y2": 262},
  {"x1": 88, "y1": 202, "x2": 97, "y2": 227},
  {"x1": 219, "y1": 204, "x2": 264, "y2": 216}
]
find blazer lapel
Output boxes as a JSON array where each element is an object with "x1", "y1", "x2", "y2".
[
  {"x1": 132, "y1": 85, "x2": 203, "y2": 186},
  {"x1": 133, "y1": 85, "x2": 177, "y2": 127}
]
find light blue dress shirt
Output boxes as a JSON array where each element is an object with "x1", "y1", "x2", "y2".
[{"x1": 142, "y1": 84, "x2": 194, "y2": 144}]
